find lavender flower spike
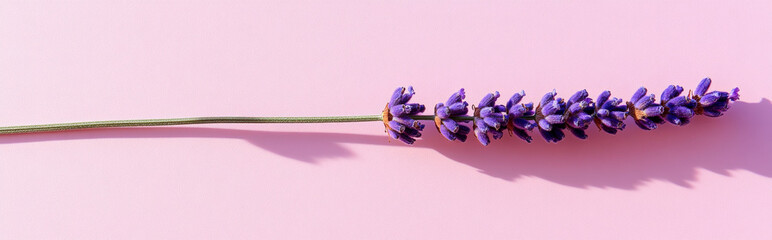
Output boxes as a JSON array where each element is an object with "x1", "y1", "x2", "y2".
[
  {"x1": 564, "y1": 89, "x2": 595, "y2": 139},
  {"x1": 505, "y1": 90, "x2": 536, "y2": 142},
  {"x1": 383, "y1": 86, "x2": 426, "y2": 144},
  {"x1": 434, "y1": 88, "x2": 471, "y2": 142},
  {"x1": 535, "y1": 90, "x2": 567, "y2": 143},
  {"x1": 660, "y1": 85, "x2": 697, "y2": 126},
  {"x1": 628, "y1": 87, "x2": 665, "y2": 130},
  {"x1": 692, "y1": 77, "x2": 740, "y2": 117},
  {"x1": 593, "y1": 90, "x2": 628, "y2": 134},
  {"x1": 473, "y1": 91, "x2": 508, "y2": 146}
]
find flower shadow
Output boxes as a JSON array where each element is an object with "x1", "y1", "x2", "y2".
[
  {"x1": 1, "y1": 99, "x2": 769, "y2": 189},
  {"x1": 416, "y1": 99, "x2": 772, "y2": 189}
]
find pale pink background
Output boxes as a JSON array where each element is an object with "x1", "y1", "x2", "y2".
[{"x1": 2, "y1": 1, "x2": 772, "y2": 239}]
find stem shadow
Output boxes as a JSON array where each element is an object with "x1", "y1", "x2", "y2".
[{"x1": 0, "y1": 127, "x2": 388, "y2": 164}]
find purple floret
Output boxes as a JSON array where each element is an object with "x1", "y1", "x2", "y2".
[
  {"x1": 564, "y1": 89, "x2": 595, "y2": 139},
  {"x1": 505, "y1": 90, "x2": 536, "y2": 143},
  {"x1": 473, "y1": 91, "x2": 508, "y2": 146},
  {"x1": 628, "y1": 87, "x2": 665, "y2": 130},
  {"x1": 383, "y1": 86, "x2": 426, "y2": 145},
  {"x1": 434, "y1": 88, "x2": 471, "y2": 142},
  {"x1": 692, "y1": 78, "x2": 740, "y2": 117},
  {"x1": 535, "y1": 90, "x2": 567, "y2": 143},
  {"x1": 593, "y1": 90, "x2": 628, "y2": 134},
  {"x1": 660, "y1": 85, "x2": 697, "y2": 126}
]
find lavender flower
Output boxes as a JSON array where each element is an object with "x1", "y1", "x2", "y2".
[
  {"x1": 535, "y1": 90, "x2": 567, "y2": 143},
  {"x1": 593, "y1": 90, "x2": 627, "y2": 134},
  {"x1": 383, "y1": 86, "x2": 426, "y2": 144},
  {"x1": 434, "y1": 88, "x2": 471, "y2": 142},
  {"x1": 505, "y1": 91, "x2": 536, "y2": 142},
  {"x1": 473, "y1": 91, "x2": 508, "y2": 146},
  {"x1": 564, "y1": 89, "x2": 595, "y2": 139},
  {"x1": 692, "y1": 78, "x2": 740, "y2": 117},
  {"x1": 375, "y1": 82, "x2": 738, "y2": 145},
  {"x1": 660, "y1": 85, "x2": 697, "y2": 126}
]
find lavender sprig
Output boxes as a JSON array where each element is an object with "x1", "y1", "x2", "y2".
[{"x1": 0, "y1": 79, "x2": 740, "y2": 147}]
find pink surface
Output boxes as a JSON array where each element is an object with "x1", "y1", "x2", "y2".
[{"x1": 2, "y1": 1, "x2": 772, "y2": 239}]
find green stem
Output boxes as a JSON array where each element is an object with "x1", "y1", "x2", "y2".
[
  {"x1": 0, "y1": 116, "x2": 381, "y2": 135},
  {"x1": 0, "y1": 114, "x2": 535, "y2": 135}
]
